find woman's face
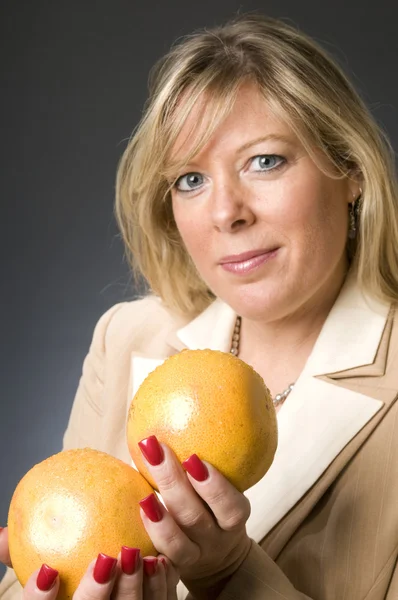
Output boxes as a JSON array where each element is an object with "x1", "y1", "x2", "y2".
[{"x1": 170, "y1": 83, "x2": 358, "y2": 322}]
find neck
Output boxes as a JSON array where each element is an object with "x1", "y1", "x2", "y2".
[{"x1": 238, "y1": 269, "x2": 347, "y2": 395}]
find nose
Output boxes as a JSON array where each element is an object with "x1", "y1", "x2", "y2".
[{"x1": 210, "y1": 178, "x2": 255, "y2": 233}]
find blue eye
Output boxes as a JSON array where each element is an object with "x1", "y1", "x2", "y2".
[
  {"x1": 250, "y1": 155, "x2": 285, "y2": 171},
  {"x1": 174, "y1": 172, "x2": 204, "y2": 192},
  {"x1": 173, "y1": 154, "x2": 285, "y2": 193}
]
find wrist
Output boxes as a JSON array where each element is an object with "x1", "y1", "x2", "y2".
[{"x1": 182, "y1": 538, "x2": 252, "y2": 599}]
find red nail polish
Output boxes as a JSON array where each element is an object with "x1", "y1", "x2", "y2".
[
  {"x1": 139, "y1": 493, "x2": 163, "y2": 522},
  {"x1": 121, "y1": 546, "x2": 140, "y2": 575},
  {"x1": 143, "y1": 557, "x2": 158, "y2": 576},
  {"x1": 36, "y1": 564, "x2": 58, "y2": 591},
  {"x1": 182, "y1": 454, "x2": 209, "y2": 481},
  {"x1": 138, "y1": 436, "x2": 164, "y2": 466},
  {"x1": 93, "y1": 553, "x2": 117, "y2": 584},
  {"x1": 159, "y1": 557, "x2": 167, "y2": 571}
]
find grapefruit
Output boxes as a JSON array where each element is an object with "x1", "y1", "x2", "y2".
[
  {"x1": 127, "y1": 349, "x2": 277, "y2": 492},
  {"x1": 8, "y1": 448, "x2": 157, "y2": 600}
]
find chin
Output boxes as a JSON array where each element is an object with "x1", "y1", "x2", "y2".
[{"x1": 224, "y1": 286, "x2": 290, "y2": 321}]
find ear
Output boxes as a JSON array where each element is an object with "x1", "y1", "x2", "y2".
[{"x1": 346, "y1": 171, "x2": 363, "y2": 205}]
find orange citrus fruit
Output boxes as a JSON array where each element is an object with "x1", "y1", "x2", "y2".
[
  {"x1": 8, "y1": 448, "x2": 156, "y2": 600},
  {"x1": 127, "y1": 349, "x2": 277, "y2": 492}
]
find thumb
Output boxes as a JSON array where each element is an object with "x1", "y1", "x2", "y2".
[{"x1": 0, "y1": 527, "x2": 12, "y2": 568}]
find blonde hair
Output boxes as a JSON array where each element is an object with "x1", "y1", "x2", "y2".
[{"x1": 115, "y1": 13, "x2": 398, "y2": 315}]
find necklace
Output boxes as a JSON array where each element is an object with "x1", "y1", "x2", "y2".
[{"x1": 230, "y1": 316, "x2": 295, "y2": 408}]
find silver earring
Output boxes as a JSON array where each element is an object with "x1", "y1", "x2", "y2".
[{"x1": 348, "y1": 187, "x2": 362, "y2": 240}]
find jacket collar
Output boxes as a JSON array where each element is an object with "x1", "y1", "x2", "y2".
[
  {"x1": 175, "y1": 298, "x2": 237, "y2": 353},
  {"x1": 303, "y1": 271, "x2": 390, "y2": 377}
]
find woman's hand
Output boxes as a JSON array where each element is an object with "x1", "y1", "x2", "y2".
[
  {"x1": 0, "y1": 527, "x2": 11, "y2": 567},
  {"x1": 23, "y1": 551, "x2": 178, "y2": 600},
  {"x1": 0, "y1": 527, "x2": 179, "y2": 600},
  {"x1": 138, "y1": 436, "x2": 252, "y2": 595}
]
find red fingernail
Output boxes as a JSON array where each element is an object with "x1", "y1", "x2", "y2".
[
  {"x1": 139, "y1": 493, "x2": 163, "y2": 522},
  {"x1": 159, "y1": 557, "x2": 167, "y2": 571},
  {"x1": 182, "y1": 454, "x2": 209, "y2": 481},
  {"x1": 143, "y1": 557, "x2": 158, "y2": 576},
  {"x1": 138, "y1": 435, "x2": 164, "y2": 466},
  {"x1": 36, "y1": 564, "x2": 58, "y2": 591},
  {"x1": 93, "y1": 553, "x2": 117, "y2": 584},
  {"x1": 121, "y1": 546, "x2": 140, "y2": 575}
]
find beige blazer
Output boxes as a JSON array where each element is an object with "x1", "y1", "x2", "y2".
[{"x1": 1, "y1": 274, "x2": 397, "y2": 599}]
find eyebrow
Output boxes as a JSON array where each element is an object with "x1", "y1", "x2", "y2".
[{"x1": 236, "y1": 134, "x2": 293, "y2": 153}]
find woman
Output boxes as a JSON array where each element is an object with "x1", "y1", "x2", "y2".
[{"x1": 1, "y1": 13, "x2": 398, "y2": 600}]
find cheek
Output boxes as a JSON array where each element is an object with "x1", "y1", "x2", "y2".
[
  {"x1": 288, "y1": 181, "x2": 349, "y2": 261},
  {"x1": 172, "y1": 207, "x2": 209, "y2": 257}
]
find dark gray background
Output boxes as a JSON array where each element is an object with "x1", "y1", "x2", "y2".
[{"x1": 1, "y1": 0, "x2": 397, "y2": 579}]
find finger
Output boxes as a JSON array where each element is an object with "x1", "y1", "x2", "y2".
[
  {"x1": 73, "y1": 553, "x2": 117, "y2": 600},
  {"x1": 0, "y1": 527, "x2": 12, "y2": 567},
  {"x1": 111, "y1": 546, "x2": 142, "y2": 600},
  {"x1": 23, "y1": 565, "x2": 59, "y2": 600},
  {"x1": 142, "y1": 557, "x2": 166, "y2": 600},
  {"x1": 139, "y1": 495, "x2": 200, "y2": 567},
  {"x1": 157, "y1": 556, "x2": 180, "y2": 599},
  {"x1": 139, "y1": 439, "x2": 216, "y2": 536},
  {"x1": 183, "y1": 456, "x2": 251, "y2": 531}
]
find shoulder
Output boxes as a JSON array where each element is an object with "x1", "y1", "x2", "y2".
[{"x1": 91, "y1": 295, "x2": 190, "y2": 357}]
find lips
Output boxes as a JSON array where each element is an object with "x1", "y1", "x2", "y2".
[
  {"x1": 219, "y1": 248, "x2": 278, "y2": 264},
  {"x1": 219, "y1": 247, "x2": 279, "y2": 275}
]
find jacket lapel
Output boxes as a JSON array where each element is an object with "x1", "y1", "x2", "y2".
[
  {"x1": 129, "y1": 275, "x2": 392, "y2": 542},
  {"x1": 244, "y1": 377, "x2": 383, "y2": 542}
]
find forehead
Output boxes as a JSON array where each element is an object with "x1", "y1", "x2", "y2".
[{"x1": 167, "y1": 82, "x2": 295, "y2": 166}]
